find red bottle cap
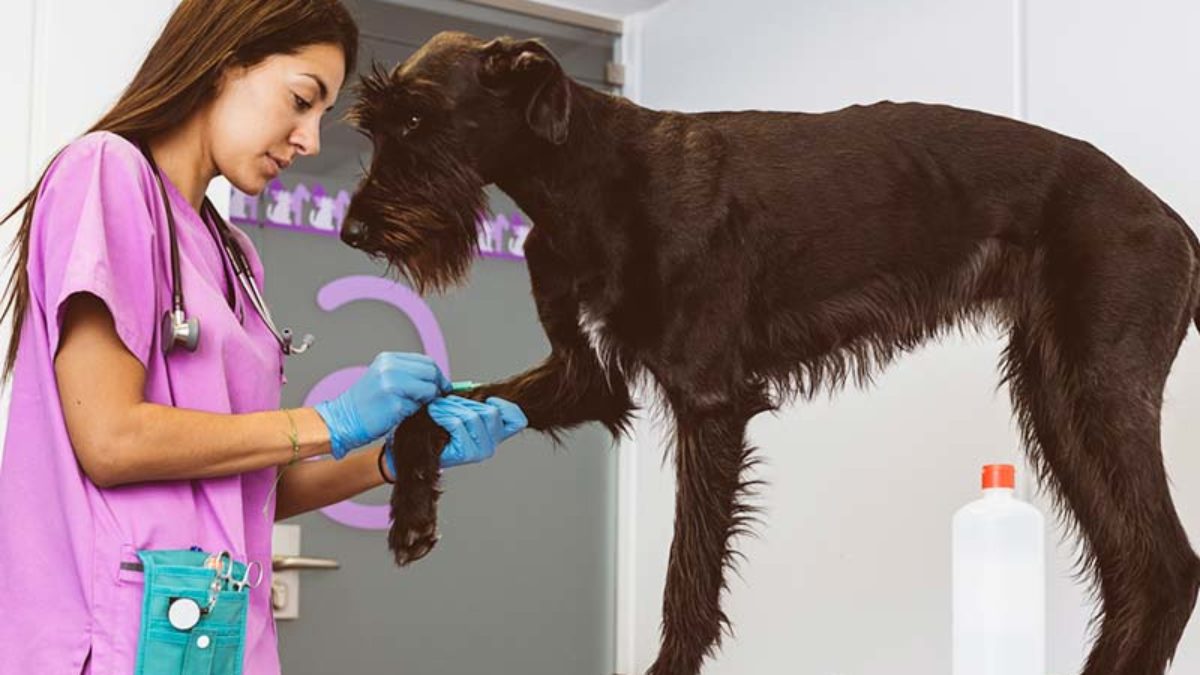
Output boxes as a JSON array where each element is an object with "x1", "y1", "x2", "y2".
[{"x1": 982, "y1": 464, "x2": 1015, "y2": 489}]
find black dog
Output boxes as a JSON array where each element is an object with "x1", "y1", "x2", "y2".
[{"x1": 342, "y1": 31, "x2": 1200, "y2": 675}]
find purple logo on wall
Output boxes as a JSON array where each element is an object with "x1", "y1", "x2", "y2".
[{"x1": 230, "y1": 181, "x2": 529, "y2": 260}]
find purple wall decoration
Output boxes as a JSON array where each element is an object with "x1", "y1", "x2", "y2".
[
  {"x1": 231, "y1": 181, "x2": 528, "y2": 259},
  {"x1": 304, "y1": 275, "x2": 451, "y2": 530}
]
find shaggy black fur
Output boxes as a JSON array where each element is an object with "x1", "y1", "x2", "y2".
[{"x1": 343, "y1": 31, "x2": 1200, "y2": 675}]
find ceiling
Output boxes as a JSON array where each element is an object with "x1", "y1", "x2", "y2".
[{"x1": 534, "y1": 0, "x2": 670, "y2": 19}]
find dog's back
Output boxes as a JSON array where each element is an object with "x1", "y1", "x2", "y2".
[
  {"x1": 619, "y1": 100, "x2": 1196, "y2": 363},
  {"x1": 653, "y1": 100, "x2": 1164, "y2": 257}
]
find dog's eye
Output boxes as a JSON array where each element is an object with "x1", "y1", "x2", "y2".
[{"x1": 400, "y1": 114, "x2": 421, "y2": 137}]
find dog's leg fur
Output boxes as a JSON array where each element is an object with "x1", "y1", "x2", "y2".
[
  {"x1": 648, "y1": 388, "x2": 769, "y2": 675},
  {"x1": 386, "y1": 352, "x2": 634, "y2": 564},
  {"x1": 1001, "y1": 208, "x2": 1200, "y2": 674},
  {"x1": 387, "y1": 410, "x2": 447, "y2": 564},
  {"x1": 387, "y1": 230, "x2": 635, "y2": 565},
  {"x1": 629, "y1": 248, "x2": 776, "y2": 673}
]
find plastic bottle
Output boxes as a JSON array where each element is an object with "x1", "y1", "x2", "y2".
[{"x1": 952, "y1": 463, "x2": 1045, "y2": 675}]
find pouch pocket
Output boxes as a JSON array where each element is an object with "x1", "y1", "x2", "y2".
[{"x1": 133, "y1": 550, "x2": 250, "y2": 675}]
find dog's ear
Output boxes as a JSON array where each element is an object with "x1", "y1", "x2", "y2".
[{"x1": 479, "y1": 37, "x2": 571, "y2": 145}]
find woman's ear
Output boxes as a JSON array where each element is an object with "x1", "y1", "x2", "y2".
[{"x1": 211, "y1": 55, "x2": 245, "y2": 99}]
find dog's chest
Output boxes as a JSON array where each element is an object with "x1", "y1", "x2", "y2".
[
  {"x1": 577, "y1": 302, "x2": 639, "y2": 385},
  {"x1": 577, "y1": 305, "x2": 611, "y2": 364}
]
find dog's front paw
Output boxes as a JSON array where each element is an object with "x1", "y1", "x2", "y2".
[
  {"x1": 388, "y1": 467, "x2": 442, "y2": 566},
  {"x1": 388, "y1": 508, "x2": 440, "y2": 566},
  {"x1": 386, "y1": 412, "x2": 450, "y2": 566}
]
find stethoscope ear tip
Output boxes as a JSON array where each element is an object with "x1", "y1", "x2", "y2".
[{"x1": 281, "y1": 329, "x2": 315, "y2": 355}]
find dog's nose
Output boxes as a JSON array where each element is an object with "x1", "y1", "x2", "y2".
[{"x1": 341, "y1": 219, "x2": 367, "y2": 247}]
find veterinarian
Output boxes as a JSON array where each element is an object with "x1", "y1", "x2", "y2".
[{"x1": 0, "y1": 1, "x2": 526, "y2": 673}]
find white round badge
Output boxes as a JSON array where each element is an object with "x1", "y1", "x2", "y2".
[{"x1": 168, "y1": 597, "x2": 202, "y2": 631}]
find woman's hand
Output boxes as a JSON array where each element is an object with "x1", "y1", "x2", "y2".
[
  {"x1": 314, "y1": 353, "x2": 450, "y2": 458},
  {"x1": 431, "y1": 396, "x2": 527, "y2": 467},
  {"x1": 382, "y1": 395, "x2": 528, "y2": 477}
]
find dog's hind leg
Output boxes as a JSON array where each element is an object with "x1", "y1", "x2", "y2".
[
  {"x1": 646, "y1": 385, "x2": 770, "y2": 675},
  {"x1": 1001, "y1": 214, "x2": 1200, "y2": 675}
]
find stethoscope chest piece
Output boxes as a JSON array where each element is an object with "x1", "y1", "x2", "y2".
[{"x1": 162, "y1": 308, "x2": 200, "y2": 354}]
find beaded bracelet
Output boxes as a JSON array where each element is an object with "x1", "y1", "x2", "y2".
[
  {"x1": 283, "y1": 409, "x2": 301, "y2": 466},
  {"x1": 262, "y1": 409, "x2": 303, "y2": 517}
]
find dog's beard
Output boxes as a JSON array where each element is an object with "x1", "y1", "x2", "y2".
[{"x1": 349, "y1": 160, "x2": 488, "y2": 294}]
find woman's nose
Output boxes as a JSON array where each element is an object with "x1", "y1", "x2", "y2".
[{"x1": 292, "y1": 119, "x2": 322, "y2": 156}]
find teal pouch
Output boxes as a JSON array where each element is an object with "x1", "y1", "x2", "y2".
[{"x1": 131, "y1": 549, "x2": 252, "y2": 675}]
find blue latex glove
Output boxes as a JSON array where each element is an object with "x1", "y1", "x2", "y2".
[
  {"x1": 432, "y1": 396, "x2": 527, "y2": 467},
  {"x1": 382, "y1": 395, "x2": 528, "y2": 475},
  {"x1": 315, "y1": 353, "x2": 451, "y2": 459}
]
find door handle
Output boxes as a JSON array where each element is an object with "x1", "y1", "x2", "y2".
[{"x1": 272, "y1": 555, "x2": 340, "y2": 571}]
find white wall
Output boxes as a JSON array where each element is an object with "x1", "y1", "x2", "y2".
[
  {"x1": 620, "y1": 1, "x2": 1200, "y2": 674},
  {"x1": 0, "y1": 0, "x2": 231, "y2": 467},
  {"x1": 0, "y1": 0, "x2": 37, "y2": 461}
]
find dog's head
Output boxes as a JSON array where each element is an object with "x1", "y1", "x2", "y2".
[{"x1": 342, "y1": 31, "x2": 571, "y2": 291}]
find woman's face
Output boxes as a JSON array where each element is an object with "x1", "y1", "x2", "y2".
[{"x1": 207, "y1": 42, "x2": 346, "y2": 195}]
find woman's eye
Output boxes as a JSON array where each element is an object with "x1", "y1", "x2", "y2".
[{"x1": 293, "y1": 94, "x2": 313, "y2": 112}]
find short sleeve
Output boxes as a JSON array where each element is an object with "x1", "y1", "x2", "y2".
[{"x1": 33, "y1": 134, "x2": 160, "y2": 369}]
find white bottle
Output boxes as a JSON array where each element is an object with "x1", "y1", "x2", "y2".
[{"x1": 952, "y1": 464, "x2": 1045, "y2": 675}]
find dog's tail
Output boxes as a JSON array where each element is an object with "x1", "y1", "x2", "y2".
[{"x1": 1159, "y1": 196, "x2": 1200, "y2": 333}]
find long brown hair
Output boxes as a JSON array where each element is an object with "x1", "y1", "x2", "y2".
[{"x1": 0, "y1": 0, "x2": 358, "y2": 382}]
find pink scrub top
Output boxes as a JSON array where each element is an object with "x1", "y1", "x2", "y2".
[{"x1": 0, "y1": 131, "x2": 287, "y2": 674}]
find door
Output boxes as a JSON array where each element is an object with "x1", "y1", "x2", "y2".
[{"x1": 227, "y1": 2, "x2": 622, "y2": 673}]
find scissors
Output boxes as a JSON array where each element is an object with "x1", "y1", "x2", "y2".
[
  {"x1": 225, "y1": 559, "x2": 264, "y2": 592},
  {"x1": 205, "y1": 550, "x2": 264, "y2": 592},
  {"x1": 167, "y1": 550, "x2": 262, "y2": 631}
]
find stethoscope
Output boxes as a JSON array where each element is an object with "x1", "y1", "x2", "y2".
[{"x1": 138, "y1": 141, "x2": 314, "y2": 356}]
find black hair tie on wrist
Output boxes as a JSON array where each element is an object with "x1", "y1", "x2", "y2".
[{"x1": 377, "y1": 436, "x2": 395, "y2": 484}]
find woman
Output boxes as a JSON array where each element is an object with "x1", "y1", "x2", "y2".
[{"x1": 0, "y1": 1, "x2": 525, "y2": 673}]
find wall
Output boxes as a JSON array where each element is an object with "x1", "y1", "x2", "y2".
[
  {"x1": 622, "y1": 1, "x2": 1200, "y2": 674},
  {"x1": 0, "y1": 0, "x2": 37, "y2": 459},
  {"x1": 0, "y1": 0, "x2": 215, "y2": 465}
]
